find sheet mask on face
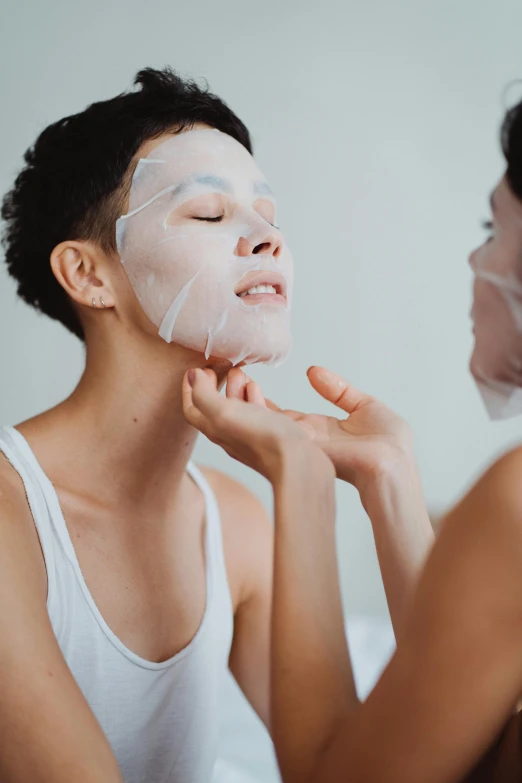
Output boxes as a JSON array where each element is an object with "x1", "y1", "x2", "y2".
[
  {"x1": 469, "y1": 182, "x2": 522, "y2": 419},
  {"x1": 116, "y1": 129, "x2": 293, "y2": 367}
]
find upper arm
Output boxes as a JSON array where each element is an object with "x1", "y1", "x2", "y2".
[
  {"x1": 0, "y1": 461, "x2": 122, "y2": 783},
  {"x1": 202, "y1": 468, "x2": 273, "y2": 727},
  {"x1": 319, "y1": 450, "x2": 522, "y2": 783}
]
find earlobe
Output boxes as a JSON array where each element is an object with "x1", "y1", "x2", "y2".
[{"x1": 50, "y1": 240, "x2": 115, "y2": 309}]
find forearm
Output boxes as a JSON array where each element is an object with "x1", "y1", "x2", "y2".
[
  {"x1": 361, "y1": 457, "x2": 434, "y2": 637},
  {"x1": 270, "y1": 447, "x2": 358, "y2": 783}
]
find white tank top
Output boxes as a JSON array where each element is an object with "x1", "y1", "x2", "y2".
[{"x1": 0, "y1": 425, "x2": 234, "y2": 783}]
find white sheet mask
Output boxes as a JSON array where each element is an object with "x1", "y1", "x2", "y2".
[
  {"x1": 116, "y1": 129, "x2": 293, "y2": 366},
  {"x1": 469, "y1": 179, "x2": 522, "y2": 419}
]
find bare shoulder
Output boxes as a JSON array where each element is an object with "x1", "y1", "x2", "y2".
[
  {"x1": 198, "y1": 466, "x2": 273, "y2": 608},
  {"x1": 443, "y1": 445, "x2": 522, "y2": 559},
  {"x1": 470, "y1": 445, "x2": 522, "y2": 520},
  {"x1": 487, "y1": 443, "x2": 522, "y2": 485}
]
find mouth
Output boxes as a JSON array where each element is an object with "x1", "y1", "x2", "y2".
[{"x1": 235, "y1": 271, "x2": 287, "y2": 306}]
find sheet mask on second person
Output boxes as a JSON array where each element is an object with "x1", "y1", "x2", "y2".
[
  {"x1": 469, "y1": 178, "x2": 522, "y2": 419},
  {"x1": 116, "y1": 129, "x2": 294, "y2": 367}
]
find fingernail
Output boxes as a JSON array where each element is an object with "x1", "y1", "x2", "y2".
[{"x1": 188, "y1": 369, "x2": 196, "y2": 387}]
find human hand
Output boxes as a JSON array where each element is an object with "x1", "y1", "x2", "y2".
[
  {"x1": 223, "y1": 366, "x2": 431, "y2": 635},
  {"x1": 182, "y1": 368, "x2": 330, "y2": 485},
  {"x1": 265, "y1": 366, "x2": 414, "y2": 496}
]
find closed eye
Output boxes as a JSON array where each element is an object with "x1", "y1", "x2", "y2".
[
  {"x1": 193, "y1": 215, "x2": 224, "y2": 222},
  {"x1": 192, "y1": 215, "x2": 280, "y2": 228}
]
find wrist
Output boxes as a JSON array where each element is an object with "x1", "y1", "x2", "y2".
[
  {"x1": 271, "y1": 439, "x2": 335, "y2": 491},
  {"x1": 359, "y1": 451, "x2": 426, "y2": 521},
  {"x1": 271, "y1": 441, "x2": 337, "y2": 536}
]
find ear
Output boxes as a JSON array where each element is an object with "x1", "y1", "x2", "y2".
[{"x1": 50, "y1": 240, "x2": 115, "y2": 309}]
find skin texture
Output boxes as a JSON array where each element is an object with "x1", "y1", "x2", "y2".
[{"x1": 0, "y1": 126, "x2": 279, "y2": 781}]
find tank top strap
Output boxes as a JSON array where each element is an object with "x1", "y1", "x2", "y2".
[
  {"x1": 0, "y1": 428, "x2": 231, "y2": 630},
  {"x1": 0, "y1": 425, "x2": 62, "y2": 602},
  {"x1": 186, "y1": 462, "x2": 230, "y2": 601}
]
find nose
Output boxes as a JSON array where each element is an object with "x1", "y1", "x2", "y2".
[{"x1": 235, "y1": 231, "x2": 283, "y2": 260}]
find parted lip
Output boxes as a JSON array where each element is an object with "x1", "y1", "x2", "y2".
[{"x1": 234, "y1": 271, "x2": 287, "y2": 299}]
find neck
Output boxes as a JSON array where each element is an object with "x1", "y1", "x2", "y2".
[{"x1": 32, "y1": 325, "x2": 227, "y2": 509}]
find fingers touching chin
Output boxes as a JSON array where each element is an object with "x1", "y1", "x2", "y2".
[
  {"x1": 226, "y1": 368, "x2": 248, "y2": 399},
  {"x1": 245, "y1": 381, "x2": 266, "y2": 407}
]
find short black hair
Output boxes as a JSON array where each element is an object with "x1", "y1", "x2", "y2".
[
  {"x1": 1, "y1": 67, "x2": 252, "y2": 340},
  {"x1": 502, "y1": 96, "x2": 522, "y2": 204}
]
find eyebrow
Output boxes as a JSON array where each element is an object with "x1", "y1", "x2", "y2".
[
  {"x1": 166, "y1": 174, "x2": 275, "y2": 202},
  {"x1": 194, "y1": 174, "x2": 233, "y2": 192},
  {"x1": 171, "y1": 174, "x2": 233, "y2": 198},
  {"x1": 490, "y1": 191, "x2": 497, "y2": 213}
]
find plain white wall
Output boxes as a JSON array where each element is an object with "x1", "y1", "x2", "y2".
[{"x1": 1, "y1": 0, "x2": 522, "y2": 617}]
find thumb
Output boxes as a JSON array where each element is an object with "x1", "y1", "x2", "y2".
[
  {"x1": 183, "y1": 368, "x2": 223, "y2": 429},
  {"x1": 307, "y1": 366, "x2": 369, "y2": 414},
  {"x1": 190, "y1": 368, "x2": 222, "y2": 417}
]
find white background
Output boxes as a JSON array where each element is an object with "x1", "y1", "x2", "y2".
[{"x1": 1, "y1": 0, "x2": 522, "y2": 618}]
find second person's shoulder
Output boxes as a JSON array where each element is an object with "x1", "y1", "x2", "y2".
[{"x1": 457, "y1": 444, "x2": 522, "y2": 542}]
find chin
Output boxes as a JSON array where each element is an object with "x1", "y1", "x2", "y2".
[
  {"x1": 469, "y1": 343, "x2": 512, "y2": 388},
  {"x1": 469, "y1": 347, "x2": 487, "y2": 383},
  {"x1": 469, "y1": 332, "x2": 489, "y2": 379},
  {"x1": 179, "y1": 328, "x2": 293, "y2": 369},
  {"x1": 469, "y1": 347, "x2": 478, "y2": 379},
  {"x1": 242, "y1": 335, "x2": 293, "y2": 367}
]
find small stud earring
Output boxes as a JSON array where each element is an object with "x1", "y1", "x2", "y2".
[{"x1": 92, "y1": 298, "x2": 97, "y2": 308}]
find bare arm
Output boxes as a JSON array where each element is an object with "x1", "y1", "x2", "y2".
[
  {"x1": 272, "y1": 448, "x2": 522, "y2": 783},
  {"x1": 182, "y1": 368, "x2": 357, "y2": 750},
  {"x1": 270, "y1": 446, "x2": 358, "y2": 783},
  {"x1": 274, "y1": 366, "x2": 435, "y2": 634},
  {"x1": 226, "y1": 365, "x2": 434, "y2": 638},
  {"x1": 0, "y1": 465, "x2": 123, "y2": 783},
  {"x1": 183, "y1": 368, "x2": 519, "y2": 783},
  {"x1": 360, "y1": 458, "x2": 434, "y2": 636}
]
